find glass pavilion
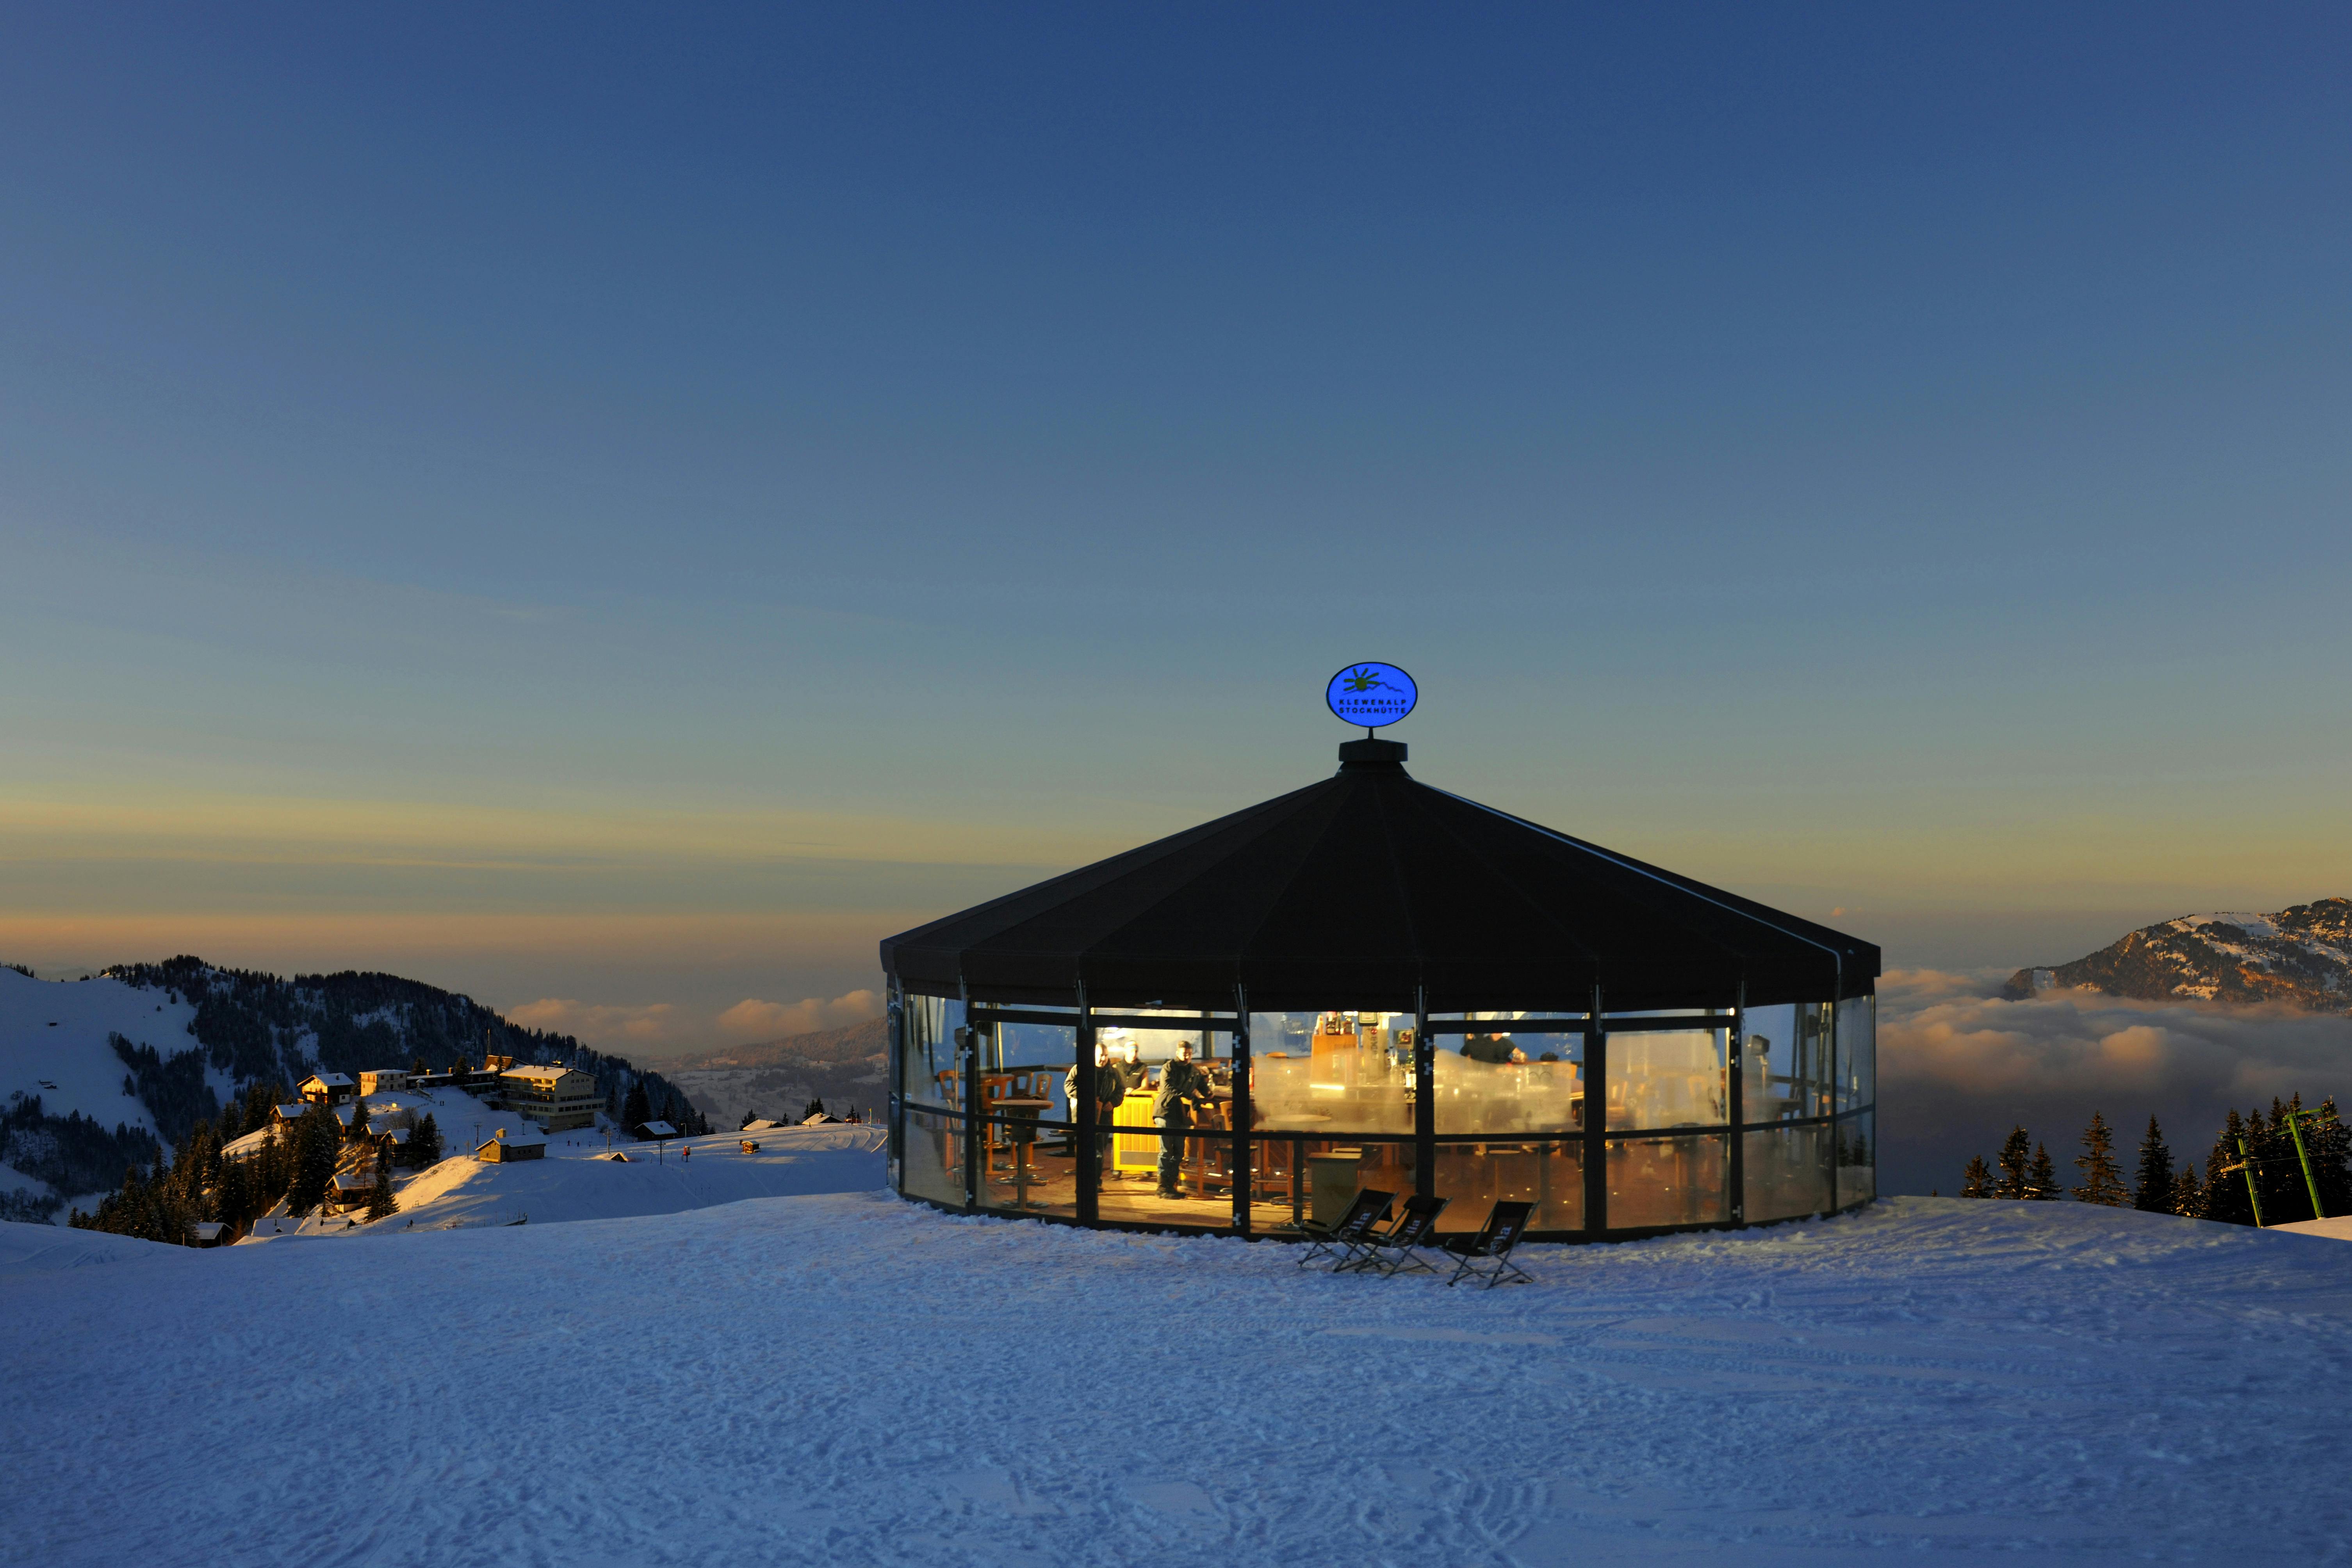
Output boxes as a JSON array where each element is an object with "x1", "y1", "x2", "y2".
[{"x1": 882, "y1": 738, "x2": 1877, "y2": 1242}]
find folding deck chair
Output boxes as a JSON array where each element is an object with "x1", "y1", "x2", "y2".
[
  {"x1": 1342, "y1": 1194, "x2": 1449, "y2": 1276},
  {"x1": 1441, "y1": 1200, "x2": 1535, "y2": 1288},
  {"x1": 1298, "y1": 1188, "x2": 1394, "y2": 1270}
]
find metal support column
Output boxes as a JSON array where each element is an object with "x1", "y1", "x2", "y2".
[
  {"x1": 1583, "y1": 985, "x2": 1607, "y2": 1234},
  {"x1": 885, "y1": 978, "x2": 905, "y2": 1192},
  {"x1": 1230, "y1": 985, "x2": 1252, "y2": 1235},
  {"x1": 1727, "y1": 982, "x2": 1745, "y2": 1226},
  {"x1": 1075, "y1": 991, "x2": 1098, "y2": 1224},
  {"x1": 1413, "y1": 985, "x2": 1434, "y2": 1200},
  {"x1": 1823, "y1": 1000, "x2": 1840, "y2": 1216},
  {"x1": 958, "y1": 985, "x2": 980, "y2": 1212}
]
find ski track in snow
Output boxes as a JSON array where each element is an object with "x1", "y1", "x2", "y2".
[{"x1": 6, "y1": 1196, "x2": 2351, "y2": 1566}]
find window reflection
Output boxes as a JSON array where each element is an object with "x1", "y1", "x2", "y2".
[
  {"x1": 1743, "y1": 1124, "x2": 1828, "y2": 1222},
  {"x1": 902, "y1": 1108, "x2": 966, "y2": 1208},
  {"x1": 1249, "y1": 1011, "x2": 1413, "y2": 1135},
  {"x1": 1607, "y1": 1134, "x2": 1728, "y2": 1228},
  {"x1": 1432, "y1": 1019, "x2": 1585, "y2": 1134},
  {"x1": 1604, "y1": 1029, "x2": 1727, "y2": 1130},
  {"x1": 1835, "y1": 996, "x2": 1875, "y2": 1113},
  {"x1": 1741, "y1": 1003, "x2": 1831, "y2": 1122},
  {"x1": 900, "y1": 995, "x2": 964, "y2": 1108},
  {"x1": 1836, "y1": 1111, "x2": 1874, "y2": 1209},
  {"x1": 1436, "y1": 1139, "x2": 1581, "y2": 1233}
]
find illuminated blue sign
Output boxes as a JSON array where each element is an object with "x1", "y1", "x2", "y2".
[{"x1": 1326, "y1": 662, "x2": 1418, "y2": 729}]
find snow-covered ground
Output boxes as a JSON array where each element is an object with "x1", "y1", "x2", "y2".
[{"x1": 7, "y1": 1196, "x2": 2352, "y2": 1565}]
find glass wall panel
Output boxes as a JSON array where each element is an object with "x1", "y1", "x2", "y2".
[
  {"x1": 1740, "y1": 1003, "x2": 1832, "y2": 1124},
  {"x1": 978, "y1": 1108, "x2": 1078, "y2": 1219},
  {"x1": 1097, "y1": 1133, "x2": 1239, "y2": 1227},
  {"x1": 1247, "y1": 1135, "x2": 1416, "y2": 1234},
  {"x1": 1836, "y1": 1111, "x2": 1875, "y2": 1210},
  {"x1": 1604, "y1": 1028, "x2": 1728, "y2": 1131},
  {"x1": 900, "y1": 994, "x2": 965, "y2": 1108},
  {"x1": 1432, "y1": 1016, "x2": 1586, "y2": 1136},
  {"x1": 1249, "y1": 1011, "x2": 1413, "y2": 1135},
  {"x1": 1092, "y1": 1026, "x2": 1238, "y2": 1227},
  {"x1": 971, "y1": 1022, "x2": 1079, "y2": 1217},
  {"x1": 1743, "y1": 1124, "x2": 1830, "y2": 1223},
  {"x1": 1605, "y1": 1133, "x2": 1728, "y2": 1229},
  {"x1": 902, "y1": 1108, "x2": 967, "y2": 1208},
  {"x1": 1835, "y1": 994, "x2": 1876, "y2": 1113},
  {"x1": 1435, "y1": 1139, "x2": 1582, "y2": 1235}
]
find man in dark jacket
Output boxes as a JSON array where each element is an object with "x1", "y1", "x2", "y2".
[
  {"x1": 1065, "y1": 1042, "x2": 1126, "y2": 1174},
  {"x1": 1112, "y1": 1037, "x2": 1149, "y2": 1094},
  {"x1": 1153, "y1": 1040, "x2": 1217, "y2": 1197},
  {"x1": 1463, "y1": 1032, "x2": 1524, "y2": 1065}
]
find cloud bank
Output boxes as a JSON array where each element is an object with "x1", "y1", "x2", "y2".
[
  {"x1": 504, "y1": 997, "x2": 681, "y2": 1044},
  {"x1": 1877, "y1": 968, "x2": 2352, "y2": 1195},
  {"x1": 715, "y1": 990, "x2": 882, "y2": 1042}
]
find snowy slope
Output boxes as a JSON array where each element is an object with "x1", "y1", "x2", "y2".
[
  {"x1": 376, "y1": 1123, "x2": 886, "y2": 1230},
  {"x1": 0, "y1": 966, "x2": 206, "y2": 1132},
  {"x1": 6, "y1": 1195, "x2": 2352, "y2": 1566}
]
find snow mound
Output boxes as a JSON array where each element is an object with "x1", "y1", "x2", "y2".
[
  {"x1": 377, "y1": 1123, "x2": 886, "y2": 1232},
  {"x1": 0, "y1": 1219, "x2": 191, "y2": 1272}
]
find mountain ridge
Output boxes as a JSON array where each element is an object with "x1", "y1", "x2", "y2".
[
  {"x1": 3, "y1": 956, "x2": 699, "y2": 1223},
  {"x1": 2005, "y1": 898, "x2": 2352, "y2": 1011}
]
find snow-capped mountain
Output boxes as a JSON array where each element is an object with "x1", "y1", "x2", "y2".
[{"x1": 2005, "y1": 899, "x2": 2352, "y2": 1010}]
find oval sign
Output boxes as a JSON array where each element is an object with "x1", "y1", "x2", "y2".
[{"x1": 1326, "y1": 662, "x2": 1418, "y2": 729}]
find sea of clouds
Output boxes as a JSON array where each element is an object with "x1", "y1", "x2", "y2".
[
  {"x1": 1877, "y1": 969, "x2": 2352, "y2": 1194},
  {"x1": 507, "y1": 989, "x2": 882, "y2": 1055}
]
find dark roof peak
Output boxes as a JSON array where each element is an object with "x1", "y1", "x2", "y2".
[
  {"x1": 1336, "y1": 736, "x2": 1408, "y2": 771},
  {"x1": 882, "y1": 752, "x2": 1878, "y2": 1012}
]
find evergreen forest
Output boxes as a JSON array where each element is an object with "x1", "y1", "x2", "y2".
[{"x1": 1956, "y1": 1096, "x2": 2351, "y2": 1227}]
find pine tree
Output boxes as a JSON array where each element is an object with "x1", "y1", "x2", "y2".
[
  {"x1": 2027, "y1": 1142, "x2": 2061, "y2": 1200},
  {"x1": 622, "y1": 1080, "x2": 651, "y2": 1133},
  {"x1": 287, "y1": 1105, "x2": 340, "y2": 1217},
  {"x1": 1958, "y1": 1155, "x2": 1994, "y2": 1198},
  {"x1": 1996, "y1": 1126, "x2": 2032, "y2": 1199},
  {"x1": 2169, "y1": 1161, "x2": 2204, "y2": 1219},
  {"x1": 2072, "y1": 1113, "x2": 2127, "y2": 1206},
  {"x1": 2131, "y1": 1116, "x2": 2174, "y2": 1213},
  {"x1": 740, "y1": 1109, "x2": 756, "y2": 1131},
  {"x1": 803, "y1": 1098, "x2": 827, "y2": 1122},
  {"x1": 2202, "y1": 1111, "x2": 2254, "y2": 1226},
  {"x1": 365, "y1": 1145, "x2": 397, "y2": 1222},
  {"x1": 412, "y1": 1112, "x2": 442, "y2": 1166}
]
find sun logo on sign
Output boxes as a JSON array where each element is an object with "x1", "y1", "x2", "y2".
[{"x1": 1340, "y1": 666, "x2": 1392, "y2": 693}]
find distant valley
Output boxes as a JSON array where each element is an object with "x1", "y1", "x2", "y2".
[{"x1": 661, "y1": 1017, "x2": 887, "y2": 1129}]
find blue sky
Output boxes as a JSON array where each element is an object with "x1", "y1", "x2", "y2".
[{"x1": 3, "y1": 5, "x2": 2347, "y2": 1051}]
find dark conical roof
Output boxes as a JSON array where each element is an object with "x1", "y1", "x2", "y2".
[{"x1": 880, "y1": 746, "x2": 1878, "y2": 1014}]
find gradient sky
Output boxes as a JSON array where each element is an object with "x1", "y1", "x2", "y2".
[{"x1": 4, "y1": 5, "x2": 2348, "y2": 1055}]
